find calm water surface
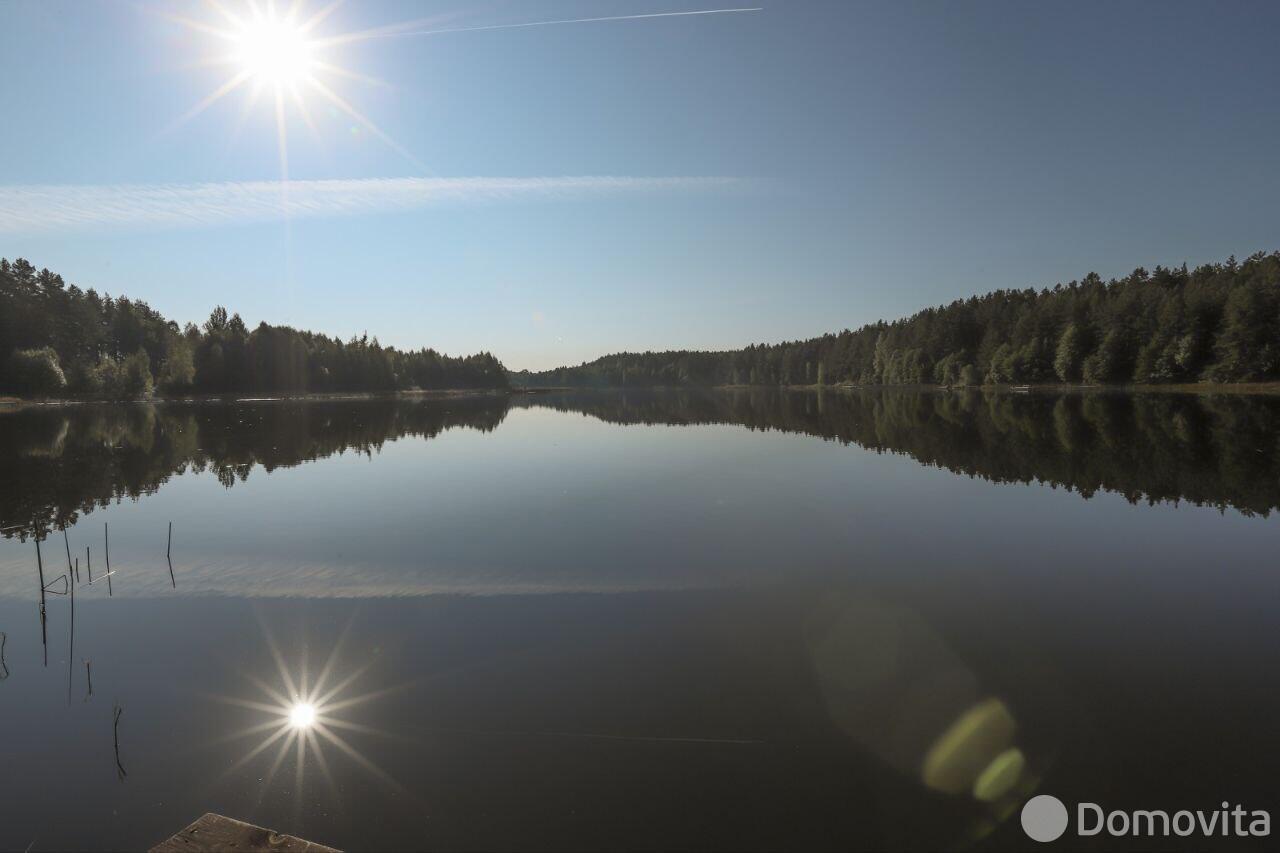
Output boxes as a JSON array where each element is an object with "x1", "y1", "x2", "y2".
[{"x1": 1, "y1": 389, "x2": 1278, "y2": 851}]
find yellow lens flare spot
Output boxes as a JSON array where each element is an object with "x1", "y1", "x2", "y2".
[
  {"x1": 921, "y1": 697, "x2": 1017, "y2": 796},
  {"x1": 972, "y1": 746, "x2": 1026, "y2": 803},
  {"x1": 288, "y1": 702, "x2": 317, "y2": 729}
]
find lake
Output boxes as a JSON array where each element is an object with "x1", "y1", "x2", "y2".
[{"x1": 1, "y1": 388, "x2": 1278, "y2": 851}]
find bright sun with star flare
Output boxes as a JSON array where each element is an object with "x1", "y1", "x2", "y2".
[
  {"x1": 205, "y1": 617, "x2": 406, "y2": 810},
  {"x1": 233, "y1": 14, "x2": 317, "y2": 86},
  {"x1": 288, "y1": 701, "x2": 317, "y2": 728},
  {"x1": 165, "y1": 0, "x2": 423, "y2": 177}
]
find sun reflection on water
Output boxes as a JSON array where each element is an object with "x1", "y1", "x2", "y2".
[{"x1": 205, "y1": 614, "x2": 407, "y2": 816}]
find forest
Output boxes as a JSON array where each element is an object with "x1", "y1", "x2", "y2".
[
  {"x1": 7, "y1": 251, "x2": 1279, "y2": 398},
  {"x1": 512, "y1": 251, "x2": 1280, "y2": 388},
  {"x1": 0, "y1": 257, "x2": 508, "y2": 398}
]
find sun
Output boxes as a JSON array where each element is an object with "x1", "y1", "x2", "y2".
[
  {"x1": 166, "y1": 1, "x2": 424, "y2": 177},
  {"x1": 233, "y1": 15, "x2": 316, "y2": 86},
  {"x1": 288, "y1": 701, "x2": 317, "y2": 729}
]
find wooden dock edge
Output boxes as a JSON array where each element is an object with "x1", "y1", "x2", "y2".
[{"x1": 149, "y1": 812, "x2": 340, "y2": 852}]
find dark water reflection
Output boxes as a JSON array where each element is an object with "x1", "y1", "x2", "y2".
[
  {"x1": 529, "y1": 387, "x2": 1280, "y2": 515},
  {"x1": 5, "y1": 388, "x2": 1280, "y2": 543},
  {"x1": 0, "y1": 390, "x2": 1278, "y2": 851}
]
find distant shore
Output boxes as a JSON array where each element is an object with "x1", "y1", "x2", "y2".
[
  {"x1": 817, "y1": 381, "x2": 1280, "y2": 395},
  {"x1": 518, "y1": 381, "x2": 1280, "y2": 396},
  {"x1": 0, "y1": 387, "x2": 558, "y2": 409},
  {"x1": 7, "y1": 381, "x2": 1280, "y2": 409}
]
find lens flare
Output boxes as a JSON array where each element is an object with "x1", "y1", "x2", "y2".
[
  {"x1": 288, "y1": 701, "x2": 317, "y2": 728},
  {"x1": 202, "y1": 614, "x2": 408, "y2": 815},
  {"x1": 163, "y1": 0, "x2": 418, "y2": 176}
]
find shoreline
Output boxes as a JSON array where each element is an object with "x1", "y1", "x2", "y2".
[
  {"x1": 0, "y1": 386, "x2": 558, "y2": 409},
  {"x1": 6, "y1": 380, "x2": 1280, "y2": 408},
  {"x1": 518, "y1": 381, "x2": 1280, "y2": 396}
]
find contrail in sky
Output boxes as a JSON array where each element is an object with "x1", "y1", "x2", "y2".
[
  {"x1": 0, "y1": 176, "x2": 738, "y2": 233},
  {"x1": 377, "y1": 7, "x2": 763, "y2": 39}
]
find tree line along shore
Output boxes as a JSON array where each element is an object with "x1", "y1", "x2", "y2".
[
  {"x1": 512, "y1": 251, "x2": 1280, "y2": 390},
  {"x1": 4, "y1": 251, "x2": 1278, "y2": 400},
  {"x1": 0, "y1": 258, "x2": 507, "y2": 399}
]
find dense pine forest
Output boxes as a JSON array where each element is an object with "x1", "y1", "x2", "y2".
[
  {"x1": 6, "y1": 251, "x2": 1279, "y2": 399},
  {"x1": 512, "y1": 251, "x2": 1280, "y2": 388},
  {"x1": 0, "y1": 257, "x2": 508, "y2": 398}
]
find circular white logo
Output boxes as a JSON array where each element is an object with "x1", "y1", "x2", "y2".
[{"x1": 1022, "y1": 794, "x2": 1069, "y2": 843}]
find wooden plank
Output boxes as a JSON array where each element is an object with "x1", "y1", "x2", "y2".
[{"x1": 149, "y1": 813, "x2": 340, "y2": 852}]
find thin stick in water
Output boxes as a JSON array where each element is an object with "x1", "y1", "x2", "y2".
[
  {"x1": 86, "y1": 546, "x2": 92, "y2": 584},
  {"x1": 67, "y1": 561, "x2": 75, "y2": 704},
  {"x1": 105, "y1": 523, "x2": 113, "y2": 597},
  {"x1": 0, "y1": 631, "x2": 8, "y2": 680},
  {"x1": 113, "y1": 703, "x2": 127, "y2": 780},
  {"x1": 84, "y1": 659, "x2": 93, "y2": 701},
  {"x1": 167, "y1": 521, "x2": 175, "y2": 589},
  {"x1": 63, "y1": 525, "x2": 76, "y2": 583},
  {"x1": 35, "y1": 537, "x2": 47, "y2": 667}
]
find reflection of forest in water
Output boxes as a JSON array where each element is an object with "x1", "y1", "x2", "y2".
[
  {"x1": 4, "y1": 387, "x2": 1280, "y2": 538},
  {"x1": 527, "y1": 388, "x2": 1280, "y2": 515},
  {"x1": 0, "y1": 396, "x2": 509, "y2": 539}
]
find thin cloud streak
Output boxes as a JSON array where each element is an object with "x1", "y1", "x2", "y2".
[
  {"x1": 371, "y1": 8, "x2": 762, "y2": 41},
  {"x1": 0, "y1": 175, "x2": 737, "y2": 233}
]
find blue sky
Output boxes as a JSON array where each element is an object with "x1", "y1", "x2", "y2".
[{"x1": 1, "y1": 0, "x2": 1278, "y2": 370}]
